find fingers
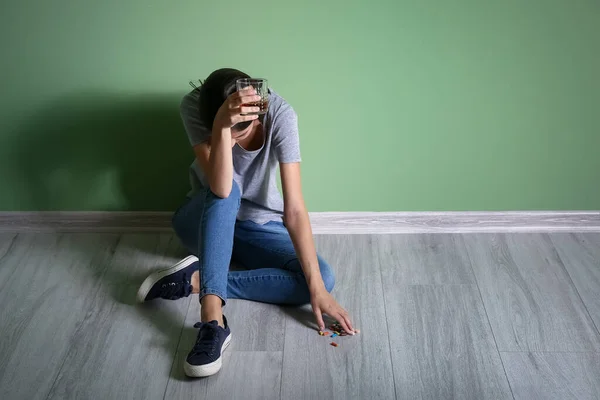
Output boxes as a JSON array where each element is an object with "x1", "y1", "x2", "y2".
[
  {"x1": 239, "y1": 106, "x2": 260, "y2": 114},
  {"x1": 230, "y1": 94, "x2": 261, "y2": 109},
  {"x1": 332, "y1": 306, "x2": 354, "y2": 335},
  {"x1": 228, "y1": 103, "x2": 259, "y2": 125},
  {"x1": 229, "y1": 86, "x2": 256, "y2": 100},
  {"x1": 228, "y1": 86, "x2": 259, "y2": 107},
  {"x1": 238, "y1": 86, "x2": 256, "y2": 96},
  {"x1": 314, "y1": 307, "x2": 325, "y2": 331},
  {"x1": 335, "y1": 313, "x2": 354, "y2": 335},
  {"x1": 232, "y1": 113, "x2": 259, "y2": 123},
  {"x1": 341, "y1": 313, "x2": 354, "y2": 334}
]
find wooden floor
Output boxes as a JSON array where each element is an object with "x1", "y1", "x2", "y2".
[{"x1": 0, "y1": 232, "x2": 599, "y2": 400}]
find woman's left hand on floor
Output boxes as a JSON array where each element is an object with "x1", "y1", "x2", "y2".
[{"x1": 310, "y1": 289, "x2": 354, "y2": 334}]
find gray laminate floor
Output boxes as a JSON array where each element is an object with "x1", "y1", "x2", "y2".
[{"x1": 0, "y1": 232, "x2": 599, "y2": 400}]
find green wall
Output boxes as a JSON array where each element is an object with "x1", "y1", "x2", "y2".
[{"x1": 1, "y1": 0, "x2": 599, "y2": 212}]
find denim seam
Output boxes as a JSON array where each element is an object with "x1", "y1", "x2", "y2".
[
  {"x1": 229, "y1": 273, "x2": 302, "y2": 281},
  {"x1": 197, "y1": 183, "x2": 242, "y2": 305},
  {"x1": 197, "y1": 188, "x2": 209, "y2": 300},
  {"x1": 199, "y1": 288, "x2": 227, "y2": 305}
]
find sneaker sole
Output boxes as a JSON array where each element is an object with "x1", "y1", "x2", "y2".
[
  {"x1": 183, "y1": 334, "x2": 232, "y2": 378},
  {"x1": 136, "y1": 255, "x2": 198, "y2": 303}
]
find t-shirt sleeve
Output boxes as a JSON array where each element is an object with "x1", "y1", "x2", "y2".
[
  {"x1": 271, "y1": 106, "x2": 302, "y2": 163},
  {"x1": 180, "y1": 90, "x2": 211, "y2": 147}
]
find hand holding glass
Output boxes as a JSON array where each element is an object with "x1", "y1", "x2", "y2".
[{"x1": 236, "y1": 78, "x2": 268, "y2": 115}]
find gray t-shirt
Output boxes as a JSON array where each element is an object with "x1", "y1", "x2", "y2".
[{"x1": 180, "y1": 88, "x2": 302, "y2": 224}]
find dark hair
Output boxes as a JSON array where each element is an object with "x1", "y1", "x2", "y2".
[{"x1": 198, "y1": 68, "x2": 252, "y2": 132}]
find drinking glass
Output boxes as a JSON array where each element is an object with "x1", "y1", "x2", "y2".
[{"x1": 236, "y1": 78, "x2": 269, "y2": 115}]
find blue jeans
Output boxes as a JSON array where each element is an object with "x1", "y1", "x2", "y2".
[{"x1": 171, "y1": 181, "x2": 335, "y2": 305}]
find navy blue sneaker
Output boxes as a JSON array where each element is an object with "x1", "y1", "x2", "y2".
[
  {"x1": 184, "y1": 316, "x2": 232, "y2": 377},
  {"x1": 137, "y1": 255, "x2": 198, "y2": 302}
]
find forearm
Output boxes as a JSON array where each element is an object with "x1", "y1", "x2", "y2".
[
  {"x1": 284, "y1": 209, "x2": 325, "y2": 293},
  {"x1": 208, "y1": 128, "x2": 234, "y2": 197}
]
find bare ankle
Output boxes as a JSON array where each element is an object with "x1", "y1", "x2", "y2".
[
  {"x1": 200, "y1": 295, "x2": 224, "y2": 327},
  {"x1": 191, "y1": 271, "x2": 200, "y2": 294}
]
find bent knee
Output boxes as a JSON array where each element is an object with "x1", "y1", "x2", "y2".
[
  {"x1": 208, "y1": 180, "x2": 241, "y2": 204},
  {"x1": 319, "y1": 257, "x2": 335, "y2": 293}
]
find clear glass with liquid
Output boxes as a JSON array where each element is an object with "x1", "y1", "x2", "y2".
[{"x1": 236, "y1": 78, "x2": 269, "y2": 115}]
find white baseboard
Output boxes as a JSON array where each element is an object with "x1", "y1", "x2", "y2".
[
  {"x1": 1, "y1": 211, "x2": 599, "y2": 233},
  {"x1": 308, "y1": 211, "x2": 600, "y2": 234}
]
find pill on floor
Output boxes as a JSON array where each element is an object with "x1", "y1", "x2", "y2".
[
  {"x1": 318, "y1": 331, "x2": 324, "y2": 336},
  {"x1": 330, "y1": 342, "x2": 338, "y2": 347},
  {"x1": 331, "y1": 333, "x2": 338, "y2": 338}
]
